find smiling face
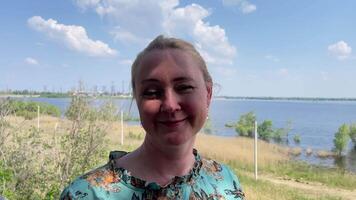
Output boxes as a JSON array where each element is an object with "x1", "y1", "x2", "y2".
[{"x1": 134, "y1": 49, "x2": 212, "y2": 147}]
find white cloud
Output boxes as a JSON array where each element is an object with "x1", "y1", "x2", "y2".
[
  {"x1": 277, "y1": 68, "x2": 289, "y2": 76},
  {"x1": 110, "y1": 27, "x2": 150, "y2": 46},
  {"x1": 27, "y1": 16, "x2": 117, "y2": 57},
  {"x1": 328, "y1": 40, "x2": 352, "y2": 60},
  {"x1": 222, "y1": 0, "x2": 257, "y2": 14},
  {"x1": 75, "y1": 0, "x2": 101, "y2": 10},
  {"x1": 25, "y1": 57, "x2": 39, "y2": 65},
  {"x1": 265, "y1": 55, "x2": 280, "y2": 62},
  {"x1": 118, "y1": 59, "x2": 133, "y2": 66},
  {"x1": 74, "y1": 0, "x2": 236, "y2": 65},
  {"x1": 164, "y1": 3, "x2": 236, "y2": 64}
]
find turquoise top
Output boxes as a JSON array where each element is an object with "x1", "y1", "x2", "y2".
[{"x1": 60, "y1": 149, "x2": 244, "y2": 199}]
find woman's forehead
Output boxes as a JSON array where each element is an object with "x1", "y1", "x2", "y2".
[
  {"x1": 140, "y1": 49, "x2": 194, "y2": 67},
  {"x1": 137, "y1": 49, "x2": 202, "y2": 80}
]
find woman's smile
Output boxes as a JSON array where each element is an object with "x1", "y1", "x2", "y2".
[{"x1": 157, "y1": 117, "x2": 188, "y2": 128}]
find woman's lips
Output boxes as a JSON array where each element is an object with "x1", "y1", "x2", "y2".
[{"x1": 157, "y1": 118, "x2": 187, "y2": 127}]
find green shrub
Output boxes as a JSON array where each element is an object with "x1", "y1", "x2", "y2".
[
  {"x1": 0, "y1": 96, "x2": 116, "y2": 199},
  {"x1": 293, "y1": 134, "x2": 301, "y2": 144},
  {"x1": 235, "y1": 111, "x2": 256, "y2": 137},
  {"x1": 350, "y1": 123, "x2": 356, "y2": 149},
  {"x1": 233, "y1": 111, "x2": 291, "y2": 143},
  {"x1": 333, "y1": 124, "x2": 350, "y2": 156},
  {"x1": 8, "y1": 100, "x2": 60, "y2": 119},
  {"x1": 258, "y1": 120, "x2": 274, "y2": 141}
]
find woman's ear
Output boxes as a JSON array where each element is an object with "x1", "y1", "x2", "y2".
[{"x1": 206, "y1": 82, "x2": 213, "y2": 107}]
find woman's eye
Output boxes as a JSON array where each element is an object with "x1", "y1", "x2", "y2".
[
  {"x1": 142, "y1": 89, "x2": 161, "y2": 99},
  {"x1": 176, "y1": 85, "x2": 194, "y2": 93}
]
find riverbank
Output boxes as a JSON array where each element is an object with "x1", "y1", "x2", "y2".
[
  {"x1": 3, "y1": 93, "x2": 356, "y2": 101},
  {"x1": 3, "y1": 115, "x2": 356, "y2": 199}
]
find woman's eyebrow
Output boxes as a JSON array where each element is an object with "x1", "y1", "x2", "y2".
[
  {"x1": 173, "y1": 77, "x2": 194, "y2": 82},
  {"x1": 141, "y1": 77, "x2": 194, "y2": 84},
  {"x1": 141, "y1": 78, "x2": 159, "y2": 84}
]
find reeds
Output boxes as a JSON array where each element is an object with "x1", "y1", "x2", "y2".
[{"x1": 195, "y1": 133, "x2": 289, "y2": 168}]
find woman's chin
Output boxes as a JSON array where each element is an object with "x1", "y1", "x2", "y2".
[{"x1": 163, "y1": 132, "x2": 195, "y2": 146}]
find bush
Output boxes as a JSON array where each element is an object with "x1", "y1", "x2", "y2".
[
  {"x1": 333, "y1": 124, "x2": 350, "y2": 156},
  {"x1": 293, "y1": 134, "x2": 301, "y2": 144},
  {"x1": 0, "y1": 161, "x2": 14, "y2": 198},
  {"x1": 235, "y1": 112, "x2": 256, "y2": 137},
  {"x1": 258, "y1": 120, "x2": 274, "y2": 141},
  {"x1": 1, "y1": 96, "x2": 117, "y2": 199},
  {"x1": 349, "y1": 124, "x2": 356, "y2": 149},
  {"x1": 233, "y1": 111, "x2": 291, "y2": 143},
  {"x1": 8, "y1": 100, "x2": 60, "y2": 119},
  {"x1": 0, "y1": 98, "x2": 12, "y2": 147}
]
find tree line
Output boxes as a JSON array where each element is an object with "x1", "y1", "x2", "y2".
[
  {"x1": 228, "y1": 111, "x2": 356, "y2": 157},
  {"x1": 226, "y1": 111, "x2": 293, "y2": 143}
]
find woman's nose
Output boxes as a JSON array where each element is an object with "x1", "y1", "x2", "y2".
[{"x1": 160, "y1": 90, "x2": 181, "y2": 113}]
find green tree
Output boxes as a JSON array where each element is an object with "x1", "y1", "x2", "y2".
[
  {"x1": 235, "y1": 112, "x2": 256, "y2": 137},
  {"x1": 333, "y1": 124, "x2": 350, "y2": 156},
  {"x1": 273, "y1": 126, "x2": 291, "y2": 144},
  {"x1": 257, "y1": 120, "x2": 274, "y2": 141},
  {"x1": 349, "y1": 123, "x2": 356, "y2": 149},
  {"x1": 293, "y1": 134, "x2": 301, "y2": 144}
]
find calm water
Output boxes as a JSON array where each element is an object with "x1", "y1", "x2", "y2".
[{"x1": 22, "y1": 97, "x2": 356, "y2": 172}]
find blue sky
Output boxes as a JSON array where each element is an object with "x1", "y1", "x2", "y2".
[{"x1": 1, "y1": 0, "x2": 355, "y2": 97}]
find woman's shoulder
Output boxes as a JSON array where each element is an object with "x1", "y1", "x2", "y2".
[
  {"x1": 60, "y1": 151, "x2": 128, "y2": 200},
  {"x1": 200, "y1": 156, "x2": 239, "y2": 181},
  {"x1": 197, "y1": 156, "x2": 245, "y2": 199},
  {"x1": 60, "y1": 163, "x2": 115, "y2": 199}
]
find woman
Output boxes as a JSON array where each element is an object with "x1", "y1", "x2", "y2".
[{"x1": 60, "y1": 35, "x2": 245, "y2": 199}]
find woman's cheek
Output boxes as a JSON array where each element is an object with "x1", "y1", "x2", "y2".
[{"x1": 141, "y1": 100, "x2": 160, "y2": 114}]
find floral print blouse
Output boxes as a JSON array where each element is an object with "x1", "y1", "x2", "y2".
[{"x1": 60, "y1": 149, "x2": 245, "y2": 199}]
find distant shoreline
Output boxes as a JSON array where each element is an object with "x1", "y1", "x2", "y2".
[
  {"x1": 1, "y1": 94, "x2": 356, "y2": 102},
  {"x1": 214, "y1": 96, "x2": 356, "y2": 102}
]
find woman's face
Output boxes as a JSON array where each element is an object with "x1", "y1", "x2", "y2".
[{"x1": 134, "y1": 49, "x2": 212, "y2": 147}]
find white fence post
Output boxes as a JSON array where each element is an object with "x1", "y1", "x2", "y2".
[
  {"x1": 121, "y1": 110, "x2": 124, "y2": 145},
  {"x1": 254, "y1": 120, "x2": 258, "y2": 180},
  {"x1": 37, "y1": 105, "x2": 40, "y2": 130}
]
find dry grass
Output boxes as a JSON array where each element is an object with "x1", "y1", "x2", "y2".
[
  {"x1": 105, "y1": 123, "x2": 145, "y2": 150},
  {"x1": 316, "y1": 150, "x2": 336, "y2": 158},
  {"x1": 195, "y1": 134, "x2": 289, "y2": 167},
  {"x1": 288, "y1": 147, "x2": 302, "y2": 156},
  {"x1": 6, "y1": 116, "x2": 288, "y2": 167}
]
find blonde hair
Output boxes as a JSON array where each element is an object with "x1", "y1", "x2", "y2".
[{"x1": 131, "y1": 35, "x2": 212, "y2": 96}]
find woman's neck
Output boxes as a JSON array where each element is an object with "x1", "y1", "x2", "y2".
[{"x1": 117, "y1": 138, "x2": 196, "y2": 186}]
